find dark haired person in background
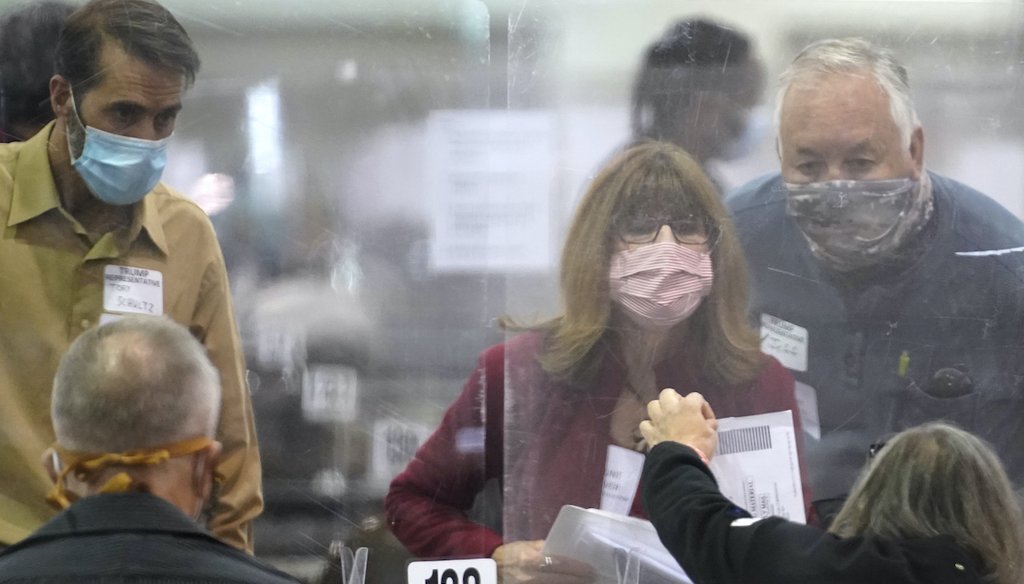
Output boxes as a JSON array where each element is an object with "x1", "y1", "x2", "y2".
[
  {"x1": 631, "y1": 17, "x2": 765, "y2": 186},
  {"x1": 0, "y1": 1, "x2": 74, "y2": 142}
]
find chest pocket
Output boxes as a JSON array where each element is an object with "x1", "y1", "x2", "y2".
[{"x1": 861, "y1": 318, "x2": 1022, "y2": 440}]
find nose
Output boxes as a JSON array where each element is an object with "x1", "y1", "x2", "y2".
[
  {"x1": 653, "y1": 224, "x2": 675, "y2": 244},
  {"x1": 824, "y1": 164, "x2": 844, "y2": 182},
  {"x1": 124, "y1": 126, "x2": 163, "y2": 142},
  {"x1": 140, "y1": 122, "x2": 170, "y2": 142}
]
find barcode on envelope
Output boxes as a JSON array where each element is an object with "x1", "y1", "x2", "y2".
[{"x1": 717, "y1": 425, "x2": 772, "y2": 455}]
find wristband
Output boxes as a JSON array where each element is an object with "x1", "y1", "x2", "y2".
[{"x1": 683, "y1": 443, "x2": 710, "y2": 466}]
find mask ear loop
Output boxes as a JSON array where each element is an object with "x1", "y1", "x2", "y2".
[
  {"x1": 65, "y1": 86, "x2": 89, "y2": 166},
  {"x1": 46, "y1": 452, "x2": 78, "y2": 510}
]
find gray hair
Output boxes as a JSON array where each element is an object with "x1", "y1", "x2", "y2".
[
  {"x1": 52, "y1": 316, "x2": 221, "y2": 453},
  {"x1": 830, "y1": 422, "x2": 1024, "y2": 584},
  {"x1": 774, "y1": 38, "x2": 920, "y2": 149}
]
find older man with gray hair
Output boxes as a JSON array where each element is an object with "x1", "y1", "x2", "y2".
[
  {"x1": 728, "y1": 38, "x2": 1024, "y2": 524},
  {"x1": 0, "y1": 317, "x2": 297, "y2": 583}
]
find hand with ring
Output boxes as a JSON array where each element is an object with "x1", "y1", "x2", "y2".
[{"x1": 491, "y1": 539, "x2": 596, "y2": 583}]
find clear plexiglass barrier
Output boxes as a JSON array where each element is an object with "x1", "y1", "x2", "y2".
[{"x1": 2, "y1": 0, "x2": 1023, "y2": 582}]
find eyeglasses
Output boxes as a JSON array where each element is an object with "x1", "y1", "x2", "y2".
[
  {"x1": 613, "y1": 215, "x2": 720, "y2": 247},
  {"x1": 868, "y1": 441, "x2": 887, "y2": 460}
]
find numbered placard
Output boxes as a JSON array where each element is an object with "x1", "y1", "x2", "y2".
[
  {"x1": 370, "y1": 418, "x2": 431, "y2": 486},
  {"x1": 407, "y1": 559, "x2": 496, "y2": 584},
  {"x1": 301, "y1": 364, "x2": 359, "y2": 422}
]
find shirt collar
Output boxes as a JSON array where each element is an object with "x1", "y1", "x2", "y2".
[
  {"x1": 138, "y1": 188, "x2": 169, "y2": 255},
  {"x1": 7, "y1": 121, "x2": 60, "y2": 227},
  {"x1": 6, "y1": 120, "x2": 169, "y2": 256},
  {"x1": 16, "y1": 492, "x2": 212, "y2": 543}
]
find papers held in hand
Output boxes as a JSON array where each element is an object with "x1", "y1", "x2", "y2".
[
  {"x1": 543, "y1": 505, "x2": 693, "y2": 584},
  {"x1": 709, "y1": 410, "x2": 805, "y2": 524}
]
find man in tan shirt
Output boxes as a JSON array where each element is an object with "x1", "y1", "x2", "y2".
[{"x1": 0, "y1": 0, "x2": 262, "y2": 550}]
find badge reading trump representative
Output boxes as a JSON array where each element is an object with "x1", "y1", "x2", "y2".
[{"x1": 103, "y1": 265, "x2": 164, "y2": 316}]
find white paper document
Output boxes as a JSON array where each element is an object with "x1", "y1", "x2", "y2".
[
  {"x1": 544, "y1": 506, "x2": 693, "y2": 584},
  {"x1": 708, "y1": 410, "x2": 806, "y2": 523},
  {"x1": 600, "y1": 444, "x2": 644, "y2": 515},
  {"x1": 426, "y1": 109, "x2": 556, "y2": 272}
]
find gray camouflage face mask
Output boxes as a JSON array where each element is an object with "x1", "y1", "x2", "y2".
[{"x1": 785, "y1": 176, "x2": 933, "y2": 272}]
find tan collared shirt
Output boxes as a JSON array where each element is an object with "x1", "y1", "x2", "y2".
[{"x1": 0, "y1": 123, "x2": 262, "y2": 550}]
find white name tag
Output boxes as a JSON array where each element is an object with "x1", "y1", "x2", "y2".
[
  {"x1": 794, "y1": 381, "x2": 821, "y2": 440},
  {"x1": 407, "y1": 559, "x2": 496, "y2": 584},
  {"x1": 760, "y1": 314, "x2": 808, "y2": 372},
  {"x1": 600, "y1": 444, "x2": 644, "y2": 515},
  {"x1": 103, "y1": 265, "x2": 163, "y2": 316}
]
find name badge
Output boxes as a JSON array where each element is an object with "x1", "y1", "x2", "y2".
[
  {"x1": 760, "y1": 314, "x2": 808, "y2": 372},
  {"x1": 600, "y1": 444, "x2": 644, "y2": 515},
  {"x1": 103, "y1": 265, "x2": 164, "y2": 316}
]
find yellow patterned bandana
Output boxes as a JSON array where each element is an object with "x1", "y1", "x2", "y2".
[{"x1": 46, "y1": 436, "x2": 214, "y2": 509}]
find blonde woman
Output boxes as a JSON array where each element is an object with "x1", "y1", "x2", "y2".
[
  {"x1": 386, "y1": 142, "x2": 807, "y2": 583},
  {"x1": 642, "y1": 392, "x2": 1024, "y2": 584}
]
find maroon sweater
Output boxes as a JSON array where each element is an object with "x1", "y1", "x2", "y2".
[{"x1": 384, "y1": 332, "x2": 807, "y2": 559}]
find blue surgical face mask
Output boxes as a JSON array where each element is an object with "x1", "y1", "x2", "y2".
[{"x1": 67, "y1": 90, "x2": 170, "y2": 206}]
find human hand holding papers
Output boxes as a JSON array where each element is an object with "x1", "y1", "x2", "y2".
[{"x1": 641, "y1": 389, "x2": 805, "y2": 523}]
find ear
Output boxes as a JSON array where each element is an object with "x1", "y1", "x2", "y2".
[
  {"x1": 49, "y1": 75, "x2": 73, "y2": 121},
  {"x1": 41, "y1": 447, "x2": 60, "y2": 483},
  {"x1": 909, "y1": 126, "x2": 925, "y2": 180},
  {"x1": 191, "y1": 440, "x2": 222, "y2": 499}
]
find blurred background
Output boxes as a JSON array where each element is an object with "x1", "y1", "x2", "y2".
[{"x1": 4, "y1": 0, "x2": 1023, "y2": 580}]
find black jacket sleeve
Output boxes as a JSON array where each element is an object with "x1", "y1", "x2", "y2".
[
  {"x1": 641, "y1": 442, "x2": 760, "y2": 584},
  {"x1": 640, "y1": 442, "x2": 978, "y2": 584}
]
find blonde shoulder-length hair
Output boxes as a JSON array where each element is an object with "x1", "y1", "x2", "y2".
[
  {"x1": 510, "y1": 141, "x2": 763, "y2": 387},
  {"x1": 831, "y1": 422, "x2": 1024, "y2": 584}
]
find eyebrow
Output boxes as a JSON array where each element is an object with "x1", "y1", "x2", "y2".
[
  {"x1": 103, "y1": 100, "x2": 183, "y2": 116},
  {"x1": 793, "y1": 147, "x2": 821, "y2": 158},
  {"x1": 794, "y1": 140, "x2": 875, "y2": 158},
  {"x1": 103, "y1": 100, "x2": 144, "y2": 113},
  {"x1": 161, "y1": 103, "x2": 184, "y2": 116}
]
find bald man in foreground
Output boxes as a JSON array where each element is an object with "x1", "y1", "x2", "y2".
[{"x1": 0, "y1": 317, "x2": 297, "y2": 583}]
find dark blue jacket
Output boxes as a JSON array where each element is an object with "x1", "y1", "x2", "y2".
[{"x1": 728, "y1": 172, "x2": 1024, "y2": 505}]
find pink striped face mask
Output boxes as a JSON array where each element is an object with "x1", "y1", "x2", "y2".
[{"x1": 608, "y1": 242, "x2": 714, "y2": 329}]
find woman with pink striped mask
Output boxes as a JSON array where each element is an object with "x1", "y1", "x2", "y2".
[
  {"x1": 386, "y1": 142, "x2": 809, "y2": 584},
  {"x1": 607, "y1": 211, "x2": 716, "y2": 329}
]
